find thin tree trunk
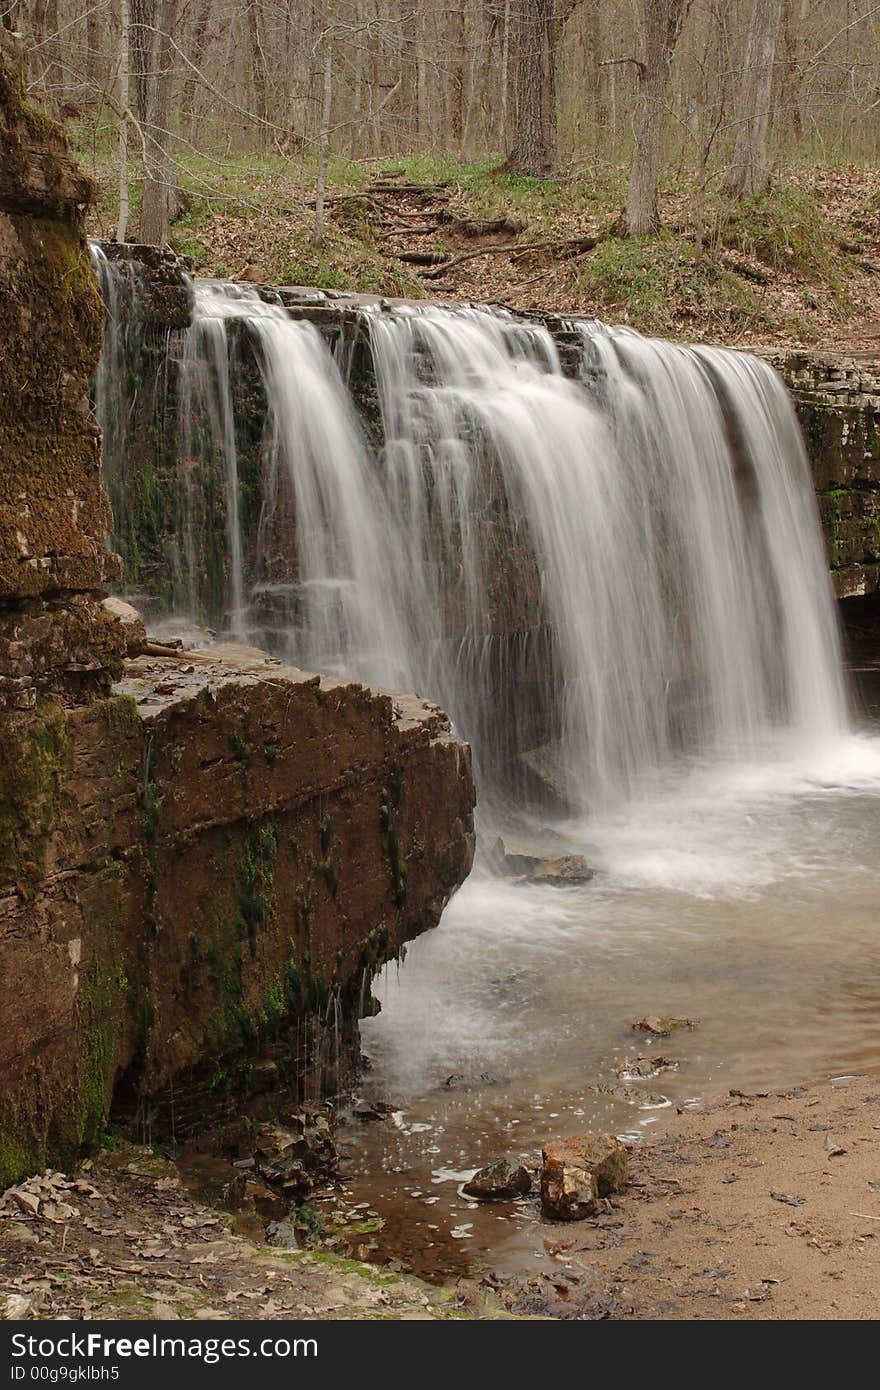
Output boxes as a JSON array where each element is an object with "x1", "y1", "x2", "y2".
[
  {"x1": 130, "y1": 0, "x2": 153, "y2": 125},
  {"x1": 778, "y1": 0, "x2": 803, "y2": 144},
  {"x1": 726, "y1": 0, "x2": 783, "y2": 198},
  {"x1": 183, "y1": 0, "x2": 212, "y2": 142},
  {"x1": 500, "y1": 0, "x2": 511, "y2": 146},
  {"x1": 247, "y1": 0, "x2": 269, "y2": 147},
  {"x1": 117, "y1": 0, "x2": 130, "y2": 242},
  {"x1": 625, "y1": 0, "x2": 690, "y2": 236},
  {"x1": 312, "y1": 40, "x2": 332, "y2": 245},
  {"x1": 449, "y1": 0, "x2": 465, "y2": 151},
  {"x1": 505, "y1": 0, "x2": 556, "y2": 177},
  {"x1": 416, "y1": 9, "x2": 430, "y2": 147},
  {"x1": 583, "y1": 0, "x2": 604, "y2": 130},
  {"x1": 139, "y1": 0, "x2": 178, "y2": 245},
  {"x1": 87, "y1": 2, "x2": 102, "y2": 98}
]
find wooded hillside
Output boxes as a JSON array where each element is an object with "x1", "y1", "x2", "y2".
[{"x1": 8, "y1": 1, "x2": 880, "y2": 344}]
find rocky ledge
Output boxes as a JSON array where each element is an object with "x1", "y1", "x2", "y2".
[{"x1": 0, "y1": 643, "x2": 475, "y2": 1186}]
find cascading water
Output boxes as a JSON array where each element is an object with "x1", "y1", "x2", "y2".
[
  {"x1": 182, "y1": 282, "x2": 413, "y2": 679},
  {"x1": 175, "y1": 285, "x2": 250, "y2": 631},
  {"x1": 93, "y1": 272, "x2": 880, "y2": 1262},
  {"x1": 90, "y1": 243, "x2": 149, "y2": 524},
  {"x1": 93, "y1": 276, "x2": 851, "y2": 828},
  {"x1": 361, "y1": 304, "x2": 848, "y2": 816}
]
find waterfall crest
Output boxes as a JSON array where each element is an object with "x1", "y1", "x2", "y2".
[{"x1": 93, "y1": 275, "x2": 849, "y2": 823}]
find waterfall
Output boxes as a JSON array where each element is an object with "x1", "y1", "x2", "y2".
[
  {"x1": 176, "y1": 285, "x2": 249, "y2": 631},
  {"x1": 362, "y1": 305, "x2": 847, "y2": 813},
  {"x1": 90, "y1": 243, "x2": 147, "y2": 514},
  {"x1": 93, "y1": 277, "x2": 849, "y2": 824}
]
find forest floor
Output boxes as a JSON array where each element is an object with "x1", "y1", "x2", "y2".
[
  {"x1": 2, "y1": 1077, "x2": 878, "y2": 1321},
  {"x1": 75, "y1": 134, "x2": 880, "y2": 350}
]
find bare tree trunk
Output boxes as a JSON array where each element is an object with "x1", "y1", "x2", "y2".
[
  {"x1": 583, "y1": 1, "x2": 605, "y2": 130},
  {"x1": 726, "y1": 0, "x2": 783, "y2": 197},
  {"x1": 42, "y1": 0, "x2": 59, "y2": 106},
  {"x1": 625, "y1": 0, "x2": 690, "y2": 236},
  {"x1": 448, "y1": 0, "x2": 465, "y2": 151},
  {"x1": 778, "y1": 0, "x2": 803, "y2": 144},
  {"x1": 500, "y1": 0, "x2": 511, "y2": 145},
  {"x1": 117, "y1": 0, "x2": 130, "y2": 242},
  {"x1": 183, "y1": 0, "x2": 212, "y2": 141},
  {"x1": 139, "y1": 0, "x2": 178, "y2": 245},
  {"x1": 312, "y1": 40, "x2": 332, "y2": 245},
  {"x1": 247, "y1": 0, "x2": 270, "y2": 147},
  {"x1": 416, "y1": 9, "x2": 431, "y2": 147},
  {"x1": 505, "y1": 0, "x2": 556, "y2": 177},
  {"x1": 87, "y1": 2, "x2": 102, "y2": 99},
  {"x1": 130, "y1": 0, "x2": 153, "y2": 125}
]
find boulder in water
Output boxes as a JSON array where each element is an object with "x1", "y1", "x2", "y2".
[
  {"x1": 614, "y1": 1055, "x2": 678, "y2": 1081},
  {"x1": 444, "y1": 1071, "x2": 509, "y2": 1091},
  {"x1": 495, "y1": 828, "x2": 573, "y2": 875},
  {"x1": 462, "y1": 1158, "x2": 532, "y2": 1201},
  {"x1": 631, "y1": 1016, "x2": 698, "y2": 1037},
  {"x1": 528, "y1": 854, "x2": 594, "y2": 886},
  {"x1": 495, "y1": 832, "x2": 594, "y2": 885},
  {"x1": 540, "y1": 1134, "x2": 628, "y2": 1221}
]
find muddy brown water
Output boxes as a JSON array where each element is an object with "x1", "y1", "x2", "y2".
[
  {"x1": 326, "y1": 659, "x2": 880, "y2": 1282},
  {"x1": 173, "y1": 656, "x2": 880, "y2": 1284}
]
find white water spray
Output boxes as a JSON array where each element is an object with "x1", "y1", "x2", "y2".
[{"x1": 95, "y1": 279, "x2": 851, "y2": 825}]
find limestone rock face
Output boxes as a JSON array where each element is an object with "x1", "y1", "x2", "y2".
[
  {"x1": 0, "y1": 52, "x2": 118, "y2": 597},
  {"x1": 95, "y1": 241, "x2": 194, "y2": 330},
  {"x1": 0, "y1": 41, "x2": 122, "y2": 705},
  {"x1": 0, "y1": 645, "x2": 475, "y2": 1186},
  {"x1": 758, "y1": 349, "x2": 880, "y2": 598},
  {"x1": 540, "y1": 1134, "x2": 628, "y2": 1221}
]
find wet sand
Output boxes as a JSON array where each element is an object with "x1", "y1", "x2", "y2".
[
  {"x1": 2, "y1": 1076, "x2": 878, "y2": 1320},
  {"x1": 489, "y1": 1075, "x2": 880, "y2": 1319}
]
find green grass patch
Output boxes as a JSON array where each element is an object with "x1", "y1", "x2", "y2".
[
  {"x1": 715, "y1": 184, "x2": 850, "y2": 285},
  {"x1": 578, "y1": 234, "x2": 768, "y2": 337}
]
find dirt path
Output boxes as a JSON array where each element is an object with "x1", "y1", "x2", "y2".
[
  {"x1": 2, "y1": 1077, "x2": 878, "y2": 1321},
  {"x1": 493, "y1": 1077, "x2": 880, "y2": 1319}
]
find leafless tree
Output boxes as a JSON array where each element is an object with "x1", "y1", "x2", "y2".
[
  {"x1": 624, "y1": 0, "x2": 690, "y2": 236},
  {"x1": 139, "y1": 0, "x2": 178, "y2": 244},
  {"x1": 727, "y1": 0, "x2": 784, "y2": 197},
  {"x1": 505, "y1": 0, "x2": 557, "y2": 177}
]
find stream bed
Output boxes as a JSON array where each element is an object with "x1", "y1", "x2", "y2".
[{"x1": 331, "y1": 687, "x2": 880, "y2": 1282}]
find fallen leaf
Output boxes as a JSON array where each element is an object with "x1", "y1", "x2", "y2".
[
  {"x1": 743, "y1": 1281, "x2": 772, "y2": 1301},
  {"x1": 11, "y1": 1191, "x2": 40, "y2": 1217},
  {"x1": 2, "y1": 1294, "x2": 34, "y2": 1319}
]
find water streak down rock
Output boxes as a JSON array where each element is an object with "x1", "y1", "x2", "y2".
[{"x1": 0, "y1": 43, "x2": 475, "y2": 1187}]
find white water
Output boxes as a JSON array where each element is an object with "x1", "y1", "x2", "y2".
[
  {"x1": 90, "y1": 243, "x2": 146, "y2": 497},
  {"x1": 106, "y1": 284, "x2": 852, "y2": 828},
  {"x1": 177, "y1": 294, "x2": 247, "y2": 631},
  {"x1": 94, "y1": 273, "x2": 880, "y2": 1280},
  {"x1": 362, "y1": 304, "x2": 848, "y2": 815}
]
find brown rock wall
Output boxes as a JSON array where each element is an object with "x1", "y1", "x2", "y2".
[{"x1": 0, "y1": 646, "x2": 475, "y2": 1184}]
